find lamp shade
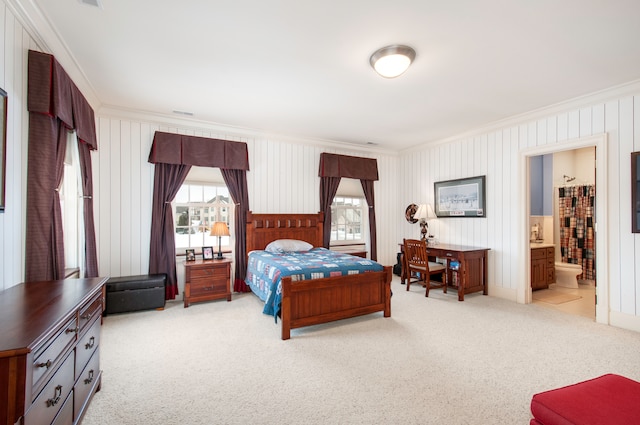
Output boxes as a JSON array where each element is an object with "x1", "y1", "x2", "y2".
[
  {"x1": 210, "y1": 221, "x2": 230, "y2": 237},
  {"x1": 370, "y1": 45, "x2": 416, "y2": 78},
  {"x1": 425, "y1": 204, "x2": 437, "y2": 219},
  {"x1": 414, "y1": 204, "x2": 428, "y2": 220}
]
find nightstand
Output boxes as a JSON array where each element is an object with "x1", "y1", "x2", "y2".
[{"x1": 183, "y1": 258, "x2": 232, "y2": 307}]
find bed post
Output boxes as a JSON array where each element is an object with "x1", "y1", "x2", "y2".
[
  {"x1": 383, "y1": 266, "x2": 392, "y2": 317},
  {"x1": 281, "y1": 276, "x2": 292, "y2": 340}
]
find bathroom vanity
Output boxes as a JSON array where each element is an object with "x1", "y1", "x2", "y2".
[{"x1": 531, "y1": 244, "x2": 555, "y2": 290}]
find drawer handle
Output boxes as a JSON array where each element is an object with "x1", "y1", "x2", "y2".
[
  {"x1": 84, "y1": 369, "x2": 94, "y2": 385},
  {"x1": 46, "y1": 385, "x2": 63, "y2": 407},
  {"x1": 81, "y1": 312, "x2": 93, "y2": 321},
  {"x1": 65, "y1": 327, "x2": 79, "y2": 334},
  {"x1": 85, "y1": 336, "x2": 95, "y2": 350},
  {"x1": 36, "y1": 359, "x2": 52, "y2": 369}
]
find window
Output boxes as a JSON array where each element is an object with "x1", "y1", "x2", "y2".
[
  {"x1": 60, "y1": 131, "x2": 84, "y2": 276},
  {"x1": 173, "y1": 183, "x2": 233, "y2": 249},
  {"x1": 330, "y1": 196, "x2": 365, "y2": 244}
]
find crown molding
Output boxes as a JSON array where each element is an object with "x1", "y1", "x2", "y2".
[
  {"x1": 403, "y1": 78, "x2": 640, "y2": 153},
  {"x1": 97, "y1": 105, "x2": 399, "y2": 157},
  {"x1": 6, "y1": 0, "x2": 102, "y2": 109}
]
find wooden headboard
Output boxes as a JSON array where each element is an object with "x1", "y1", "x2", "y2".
[{"x1": 245, "y1": 211, "x2": 324, "y2": 254}]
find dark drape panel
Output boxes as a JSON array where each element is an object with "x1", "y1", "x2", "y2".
[
  {"x1": 149, "y1": 163, "x2": 192, "y2": 299},
  {"x1": 25, "y1": 116, "x2": 67, "y2": 281},
  {"x1": 148, "y1": 131, "x2": 249, "y2": 170},
  {"x1": 361, "y1": 180, "x2": 378, "y2": 261},
  {"x1": 221, "y1": 169, "x2": 250, "y2": 292},
  {"x1": 319, "y1": 177, "x2": 341, "y2": 248},
  {"x1": 318, "y1": 153, "x2": 379, "y2": 181},
  {"x1": 558, "y1": 185, "x2": 596, "y2": 280},
  {"x1": 318, "y1": 152, "x2": 379, "y2": 252},
  {"x1": 78, "y1": 141, "x2": 99, "y2": 277},
  {"x1": 26, "y1": 50, "x2": 99, "y2": 282}
]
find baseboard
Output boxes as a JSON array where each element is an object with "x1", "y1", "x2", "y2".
[
  {"x1": 487, "y1": 284, "x2": 517, "y2": 302},
  {"x1": 609, "y1": 310, "x2": 640, "y2": 333}
]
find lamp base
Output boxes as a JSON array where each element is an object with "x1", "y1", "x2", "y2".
[{"x1": 216, "y1": 251, "x2": 224, "y2": 260}]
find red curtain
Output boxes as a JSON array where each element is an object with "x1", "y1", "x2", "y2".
[
  {"x1": 319, "y1": 176, "x2": 341, "y2": 248},
  {"x1": 361, "y1": 180, "x2": 377, "y2": 261},
  {"x1": 26, "y1": 50, "x2": 99, "y2": 282}
]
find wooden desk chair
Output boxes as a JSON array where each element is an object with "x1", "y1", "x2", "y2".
[{"x1": 403, "y1": 238, "x2": 447, "y2": 297}]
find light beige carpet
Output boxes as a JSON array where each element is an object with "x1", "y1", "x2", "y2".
[
  {"x1": 532, "y1": 290, "x2": 582, "y2": 305},
  {"x1": 81, "y1": 276, "x2": 640, "y2": 425}
]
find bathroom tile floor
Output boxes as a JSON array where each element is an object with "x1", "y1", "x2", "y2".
[{"x1": 532, "y1": 281, "x2": 596, "y2": 319}]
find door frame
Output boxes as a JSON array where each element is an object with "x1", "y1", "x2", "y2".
[{"x1": 518, "y1": 133, "x2": 608, "y2": 325}]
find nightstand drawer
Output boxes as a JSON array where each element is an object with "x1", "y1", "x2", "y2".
[
  {"x1": 189, "y1": 263, "x2": 229, "y2": 280},
  {"x1": 190, "y1": 276, "x2": 228, "y2": 295},
  {"x1": 183, "y1": 259, "x2": 232, "y2": 307}
]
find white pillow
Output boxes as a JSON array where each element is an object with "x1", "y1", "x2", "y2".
[{"x1": 265, "y1": 239, "x2": 313, "y2": 253}]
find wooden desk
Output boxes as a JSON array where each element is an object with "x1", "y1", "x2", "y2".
[{"x1": 400, "y1": 243, "x2": 490, "y2": 301}]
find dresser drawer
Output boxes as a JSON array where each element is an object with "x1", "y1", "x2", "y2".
[
  {"x1": 32, "y1": 317, "x2": 78, "y2": 397},
  {"x1": 79, "y1": 294, "x2": 102, "y2": 335},
  {"x1": 190, "y1": 276, "x2": 228, "y2": 296},
  {"x1": 25, "y1": 352, "x2": 75, "y2": 425},
  {"x1": 531, "y1": 248, "x2": 547, "y2": 260},
  {"x1": 74, "y1": 349, "x2": 100, "y2": 420},
  {"x1": 76, "y1": 318, "x2": 101, "y2": 379},
  {"x1": 51, "y1": 390, "x2": 74, "y2": 425}
]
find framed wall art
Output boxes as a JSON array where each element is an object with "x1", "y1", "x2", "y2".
[
  {"x1": 434, "y1": 176, "x2": 486, "y2": 217},
  {"x1": 633, "y1": 151, "x2": 640, "y2": 233},
  {"x1": 0, "y1": 87, "x2": 7, "y2": 212}
]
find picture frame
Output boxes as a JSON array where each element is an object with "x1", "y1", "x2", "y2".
[
  {"x1": 185, "y1": 248, "x2": 196, "y2": 261},
  {"x1": 202, "y1": 246, "x2": 214, "y2": 260},
  {"x1": 434, "y1": 175, "x2": 486, "y2": 217},
  {"x1": 632, "y1": 151, "x2": 640, "y2": 233},
  {"x1": 0, "y1": 88, "x2": 7, "y2": 212}
]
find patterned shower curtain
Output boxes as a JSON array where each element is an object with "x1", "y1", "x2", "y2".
[{"x1": 558, "y1": 185, "x2": 596, "y2": 280}]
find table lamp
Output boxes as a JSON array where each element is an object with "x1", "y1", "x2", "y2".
[
  {"x1": 210, "y1": 221, "x2": 230, "y2": 259},
  {"x1": 414, "y1": 204, "x2": 437, "y2": 241}
]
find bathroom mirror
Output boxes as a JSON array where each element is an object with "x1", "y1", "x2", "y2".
[{"x1": 633, "y1": 151, "x2": 640, "y2": 233}]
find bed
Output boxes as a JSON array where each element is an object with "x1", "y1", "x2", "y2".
[{"x1": 245, "y1": 211, "x2": 392, "y2": 340}]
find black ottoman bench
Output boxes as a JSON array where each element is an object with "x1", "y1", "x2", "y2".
[{"x1": 105, "y1": 274, "x2": 166, "y2": 315}]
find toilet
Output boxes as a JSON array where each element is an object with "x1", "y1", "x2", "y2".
[{"x1": 554, "y1": 262, "x2": 582, "y2": 288}]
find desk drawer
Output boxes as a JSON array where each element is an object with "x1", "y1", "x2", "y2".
[
  {"x1": 25, "y1": 352, "x2": 74, "y2": 425},
  {"x1": 74, "y1": 349, "x2": 100, "y2": 420},
  {"x1": 32, "y1": 317, "x2": 78, "y2": 397}
]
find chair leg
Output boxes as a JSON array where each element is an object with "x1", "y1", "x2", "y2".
[{"x1": 425, "y1": 280, "x2": 430, "y2": 297}]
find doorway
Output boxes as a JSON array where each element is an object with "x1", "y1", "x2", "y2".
[{"x1": 518, "y1": 134, "x2": 609, "y2": 325}]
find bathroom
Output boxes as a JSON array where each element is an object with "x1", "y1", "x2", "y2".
[{"x1": 529, "y1": 147, "x2": 596, "y2": 318}]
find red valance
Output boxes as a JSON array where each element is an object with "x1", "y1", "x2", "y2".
[
  {"x1": 148, "y1": 131, "x2": 250, "y2": 170},
  {"x1": 318, "y1": 152, "x2": 378, "y2": 181},
  {"x1": 27, "y1": 50, "x2": 98, "y2": 150}
]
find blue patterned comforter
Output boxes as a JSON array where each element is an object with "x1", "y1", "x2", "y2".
[{"x1": 245, "y1": 248, "x2": 383, "y2": 319}]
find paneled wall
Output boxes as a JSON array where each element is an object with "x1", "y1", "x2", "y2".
[
  {"x1": 93, "y1": 114, "x2": 400, "y2": 283},
  {"x1": 0, "y1": 3, "x2": 37, "y2": 290},
  {"x1": 399, "y1": 87, "x2": 640, "y2": 331}
]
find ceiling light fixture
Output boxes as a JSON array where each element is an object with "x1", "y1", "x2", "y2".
[{"x1": 369, "y1": 44, "x2": 416, "y2": 78}]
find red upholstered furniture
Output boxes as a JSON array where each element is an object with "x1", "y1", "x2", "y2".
[{"x1": 530, "y1": 374, "x2": 640, "y2": 425}]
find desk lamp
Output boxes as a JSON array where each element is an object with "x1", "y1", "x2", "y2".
[
  {"x1": 210, "y1": 221, "x2": 230, "y2": 259},
  {"x1": 414, "y1": 204, "x2": 437, "y2": 241}
]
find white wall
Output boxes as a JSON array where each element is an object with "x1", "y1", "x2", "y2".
[
  {"x1": 0, "y1": 3, "x2": 38, "y2": 290},
  {"x1": 93, "y1": 112, "x2": 400, "y2": 289},
  {"x1": 399, "y1": 86, "x2": 640, "y2": 332}
]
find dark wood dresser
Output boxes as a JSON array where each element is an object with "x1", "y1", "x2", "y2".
[{"x1": 0, "y1": 277, "x2": 107, "y2": 425}]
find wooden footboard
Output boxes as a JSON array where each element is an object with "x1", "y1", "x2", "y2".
[{"x1": 280, "y1": 266, "x2": 392, "y2": 340}]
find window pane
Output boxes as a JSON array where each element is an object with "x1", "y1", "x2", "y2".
[
  {"x1": 190, "y1": 184, "x2": 204, "y2": 202},
  {"x1": 175, "y1": 186, "x2": 189, "y2": 203},
  {"x1": 203, "y1": 185, "x2": 216, "y2": 203}
]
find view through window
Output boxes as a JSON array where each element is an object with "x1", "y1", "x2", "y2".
[
  {"x1": 174, "y1": 183, "x2": 232, "y2": 250},
  {"x1": 330, "y1": 196, "x2": 364, "y2": 244}
]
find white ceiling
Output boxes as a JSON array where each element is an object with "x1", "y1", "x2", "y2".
[{"x1": 29, "y1": 0, "x2": 640, "y2": 151}]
